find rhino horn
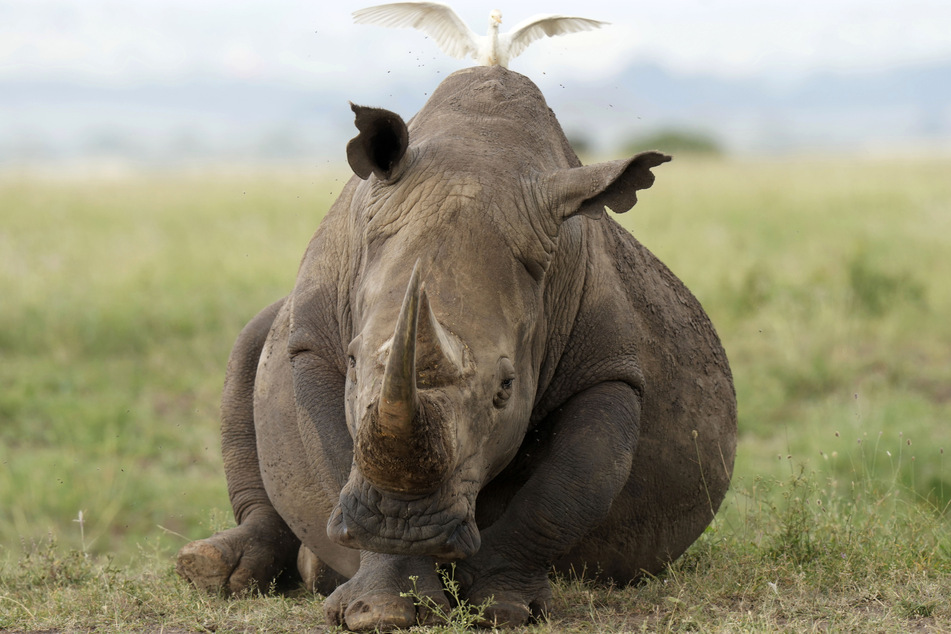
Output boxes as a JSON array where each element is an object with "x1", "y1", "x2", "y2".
[
  {"x1": 359, "y1": 263, "x2": 457, "y2": 494},
  {"x1": 416, "y1": 287, "x2": 464, "y2": 385},
  {"x1": 377, "y1": 263, "x2": 422, "y2": 435}
]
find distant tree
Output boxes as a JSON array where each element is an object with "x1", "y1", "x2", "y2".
[{"x1": 623, "y1": 128, "x2": 723, "y2": 156}]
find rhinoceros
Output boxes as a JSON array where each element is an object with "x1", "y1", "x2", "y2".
[{"x1": 176, "y1": 65, "x2": 736, "y2": 630}]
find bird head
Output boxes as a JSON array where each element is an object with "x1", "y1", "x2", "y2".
[{"x1": 489, "y1": 9, "x2": 502, "y2": 26}]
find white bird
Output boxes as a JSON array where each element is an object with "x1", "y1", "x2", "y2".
[{"x1": 352, "y1": 2, "x2": 608, "y2": 68}]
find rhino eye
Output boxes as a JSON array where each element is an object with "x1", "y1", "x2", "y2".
[
  {"x1": 348, "y1": 355, "x2": 356, "y2": 368},
  {"x1": 494, "y1": 375, "x2": 515, "y2": 408},
  {"x1": 494, "y1": 357, "x2": 516, "y2": 408}
]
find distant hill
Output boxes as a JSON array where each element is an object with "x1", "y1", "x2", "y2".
[
  {"x1": 0, "y1": 77, "x2": 347, "y2": 164},
  {"x1": 578, "y1": 60, "x2": 951, "y2": 153},
  {"x1": 2, "y1": 59, "x2": 949, "y2": 165}
]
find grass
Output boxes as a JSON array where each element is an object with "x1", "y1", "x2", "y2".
[{"x1": 1, "y1": 155, "x2": 950, "y2": 631}]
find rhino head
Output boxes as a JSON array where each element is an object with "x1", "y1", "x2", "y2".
[{"x1": 323, "y1": 67, "x2": 669, "y2": 560}]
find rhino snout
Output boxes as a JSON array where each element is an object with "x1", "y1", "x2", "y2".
[{"x1": 327, "y1": 481, "x2": 480, "y2": 559}]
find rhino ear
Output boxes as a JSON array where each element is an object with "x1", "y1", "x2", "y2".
[
  {"x1": 550, "y1": 151, "x2": 671, "y2": 220},
  {"x1": 346, "y1": 103, "x2": 410, "y2": 181}
]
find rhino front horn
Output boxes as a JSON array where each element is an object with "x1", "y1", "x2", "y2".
[
  {"x1": 356, "y1": 262, "x2": 456, "y2": 494},
  {"x1": 377, "y1": 263, "x2": 422, "y2": 435}
]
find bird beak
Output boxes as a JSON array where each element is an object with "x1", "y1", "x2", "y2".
[{"x1": 492, "y1": 13, "x2": 502, "y2": 24}]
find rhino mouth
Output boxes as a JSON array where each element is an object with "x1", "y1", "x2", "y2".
[{"x1": 327, "y1": 473, "x2": 481, "y2": 559}]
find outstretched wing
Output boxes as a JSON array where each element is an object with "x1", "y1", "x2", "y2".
[
  {"x1": 502, "y1": 15, "x2": 608, "y2": 61},
  {"x1": 353, "y1": 2, "x2": 480, "y2": 60}
]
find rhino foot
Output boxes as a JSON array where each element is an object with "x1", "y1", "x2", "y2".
[
  {"x1": 480, "y1": 600, "x2": 534, "y2": 628},
  {"x1": 323, "y1": 553, "x2": 448, "y2": 631},
  {"x1": 461, "y1": 585, "x2": 551, "y2": 628},
  {"x1": 176, "y1": 520, "x2": 296, "y2": 596},
  {"x1": 455, "y1": 553, "x2": 552, "y2": 627}
]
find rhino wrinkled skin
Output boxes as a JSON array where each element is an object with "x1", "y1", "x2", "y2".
[{"x1": 176, "y1": 66, "x2": 737, "y2": 630}]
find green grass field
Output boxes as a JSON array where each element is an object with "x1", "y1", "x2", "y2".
[{"x1": 1, "y1": 156, "x2": 950, "y2": 631}]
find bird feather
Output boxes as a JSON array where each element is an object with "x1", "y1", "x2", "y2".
[
  {"x1": 352, "y1": 2, "x2": 480, "y2": 60},
  {"x1": 503, "y1": 15, "x2": 608, "y2": 61}
]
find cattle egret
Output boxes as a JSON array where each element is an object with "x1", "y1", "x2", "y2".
[{"x1": 352, "y1": 2, "x2": 608, "y2": 68}]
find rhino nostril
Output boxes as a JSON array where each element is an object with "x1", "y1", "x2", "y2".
[
  {"x1": 327, "y1": 506, "x2": 356, "y2": 547},
  {"x1": 444, "y1": 520, "x2": 481, "y2": 559}
]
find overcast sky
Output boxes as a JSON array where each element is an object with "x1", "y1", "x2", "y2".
[{"x1": 3, "y1": 0, "x2": 951, "y2": 90}]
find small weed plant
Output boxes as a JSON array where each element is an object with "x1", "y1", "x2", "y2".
[{"x1": 400, "y1": 564, "x2": 495, "y2": 632}]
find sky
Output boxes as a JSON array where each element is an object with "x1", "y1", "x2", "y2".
[
  {"x1": 3, "y1": 0, "x2": 951, "y2": 89},
  {"x1": 2, "y1": 0, "x2": 950, "y2": 161}
]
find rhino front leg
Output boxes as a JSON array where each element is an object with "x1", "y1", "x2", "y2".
[
  {"x1": 177, "y1": 300, "x2": 300, "y2": 595},
  {"x1": 458, "y1": 380, "x2": 640, "y2": 626},
  {"x1": 323, "y1": 552, "x2": 449, "y2": 631}
]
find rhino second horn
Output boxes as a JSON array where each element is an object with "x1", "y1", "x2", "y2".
[
  {"x1": 417, "y1": 287, "x2": 464, "y2": 383},
  {"x1": 378, "y1": 263, "x2": 422, "y2": 435}
]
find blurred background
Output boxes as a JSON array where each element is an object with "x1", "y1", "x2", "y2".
[
  {"x1": 3, "y1": 0, "x2": 951, "y2": 167},
  {"x1": 2, "y1": 0, "x2": 950, "y2": 583}
]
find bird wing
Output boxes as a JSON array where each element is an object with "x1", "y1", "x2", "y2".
[
  {"x1": 501, "y1": 14, "x2": 608, "y2": 61},
  {"x1": 352, "y1": 2, "x2": 481, "y2": 60}
]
